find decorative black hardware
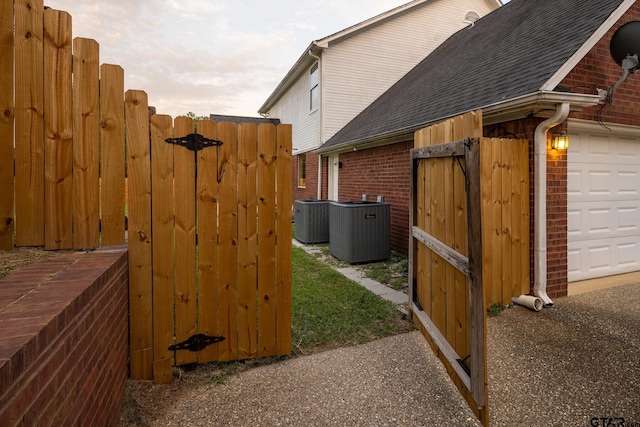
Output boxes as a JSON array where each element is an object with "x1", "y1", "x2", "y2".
[
  {"x1": 168, "y1": 333, "x2": 225, "y2": 352},
  {"x1": 165, "y1": 133, "x2": 223, "y2": 152},
  {"x1": 412, "y1": 278, "x2": 423, "y2": 311},
  {"x1": 457, "y1": 354, "x2": 471, "y2": 377},
  {"x1": 166, "y1": 132, "x2": 226, "y2": 183}
]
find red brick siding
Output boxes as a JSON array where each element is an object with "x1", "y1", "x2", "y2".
[
  {"x1": 545, "y1": 134, "x2": 569, "y2": 299},
  {"x1": 321, "y1": 156, "x2": 329, "y2": 200},
  {"x1": 337, "y1": 141, "x2": 412, "y2": 254},
  {"x1": 563, "y1": 4, "x2": 640, "y2": 126},
  {"x1": 0, "y1": 249, "x2": 129, "y2": 427},
  {"x1": 292, "y1": 152, "x2": 321, "y2": 202}
]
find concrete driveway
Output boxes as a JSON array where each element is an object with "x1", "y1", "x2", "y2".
[
  {"x1": 487, "y1": 282, "x2": 639, "y2": 426},
  {"x1": 139, "y1": 281, "x2": 639, "y2": 426}
]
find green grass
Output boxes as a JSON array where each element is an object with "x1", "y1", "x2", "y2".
[
  {"x1": 487, "y1": 302, "x2": 506, "y2": 317},
  {"x1": 359, "y1": 251, "x2": 409, "y2": 292},
  {"x1": 291, "y1": 246, "x2": 412, "y2": 355}
]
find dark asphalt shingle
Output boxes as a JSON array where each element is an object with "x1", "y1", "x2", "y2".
[{"x1": 319, "y1": 0, "x2": 627, "y2": 152}]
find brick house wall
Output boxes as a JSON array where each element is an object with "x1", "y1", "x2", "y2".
[
  {"x1": 481, "y1": 2, "x2": 640, "y2": 298},
  {"x1": 336, "y1": 141, "x2": 412, "y2": 254},
  {"x1": 0, "y1": 248, "x2": 129, "y2": 426},
  {"x1": 292, "y1": 152, "x2": 320, "y2": 202},
  {"x1": 563, "y1": 3, "x2": 640, "y2": 126}
]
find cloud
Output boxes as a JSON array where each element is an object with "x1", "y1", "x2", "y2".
[{"x1": 45, "y1": 0, "x2": 411, "y2": 117}]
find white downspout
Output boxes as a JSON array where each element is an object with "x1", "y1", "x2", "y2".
[{"x1": 533, "y1": 102, "x2": 570, "y2": 307}]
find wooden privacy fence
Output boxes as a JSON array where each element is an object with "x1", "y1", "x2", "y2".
[
  {"x1": 409, "y1": 111, "x2": 529, "y2": 426},
  {"x1": 126, "y1": 95, "x2": 293, "y2": 382},
  {"x1": 0, "y1": 0, "x2": 126, "y2": 250},
  {"x1": 1, "y1": 0, "x2": 293, "y2": 384}
]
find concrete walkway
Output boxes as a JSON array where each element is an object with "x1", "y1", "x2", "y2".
[{"x1": 292, "y1": 239, "x2": 408, "y2": 306}]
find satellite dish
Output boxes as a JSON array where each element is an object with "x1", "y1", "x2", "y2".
[
  {"x1": 599, "y1": 21, "x2": 640, "y2": 128},
  {"x1": 610, "y1": 21, "x2": 640, "y2": 69}
]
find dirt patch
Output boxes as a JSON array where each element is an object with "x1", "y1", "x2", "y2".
[{"x1": 0, "y1": 247, "x2": 74, "y2": 279}]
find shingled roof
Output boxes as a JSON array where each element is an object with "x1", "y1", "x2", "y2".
[{"x1": 317, "y1": 0, "x2": 630, "y2": 153}]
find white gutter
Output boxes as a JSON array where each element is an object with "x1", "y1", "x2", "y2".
[
  {"x1": 533, "y1": 102, "x2": 570, "y2": 307},
  {"x1": 316, "y1": 91, "x2": 600, "y2": 156}
]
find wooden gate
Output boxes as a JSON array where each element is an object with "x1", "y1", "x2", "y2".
[
  {"x1": 125, "y1": 92, "x2": 292, "y2": 383},
  {"x1": 409, "y1": 111, "x2": 530, "y2": 426}
]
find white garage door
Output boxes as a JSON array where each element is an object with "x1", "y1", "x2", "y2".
[{"x1": 567, "y1": 121, "x2": 640, "y2": 282}]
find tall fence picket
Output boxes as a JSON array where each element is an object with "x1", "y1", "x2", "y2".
[
  {"x1": 15, "y1": 0, "x2": 45, "y2": 247},
  {"x1": 150, "y1": 114, "x2": 175, "y2": 384},
  {"x1": 72, "y1": 37, "x2": 100, "y2": 249},
  {"x1": 196, "y1": 119, "x2": 221, "y2": 364},
  {"x1": 43, "y1": 9, "x2": 72, "y2": 250},
  {"x1": 217, "y1": 121, "x2": 240, "y2": 362},
  {"x1": 237, "y1": 123, "x2": 258, "y2": 360},
  {"x1": 100, "y1": 64, "x2": 126, "y2": 247},
  {"x1": 0, "y1": 0, "x2": 14, "y2": 250},
  {"x1": 276, "y1": 124, "x2": 293, "y2": 355},
  {"x1": 174, "y1": 116, "x2": 198, "y2": 367},
  {"x1": 257, "y1": 124, "x2": 278, "y2": 357},
  {"x1": 126, "y1": 89, "x2": 153, "y2": 380}
]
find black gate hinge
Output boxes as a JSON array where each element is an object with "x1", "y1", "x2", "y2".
[
  {"x1": 168, "y1": 333, "x2": 225, "y2": 352},
  {"x1": 166, "y1": 133, "x2": 223, "y2": 152}
]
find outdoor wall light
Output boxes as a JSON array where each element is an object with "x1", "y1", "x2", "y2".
[{"x1": 551, "y1": 132, "x2": 569, "y2": 150}]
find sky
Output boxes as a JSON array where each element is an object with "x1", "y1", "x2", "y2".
[{"x1": 44, "y1": 0, "x2": 426, "y2": 119}]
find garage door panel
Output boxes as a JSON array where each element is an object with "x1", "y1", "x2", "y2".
[
  {"x1": 619, "y1": 207, "x2": 639, "y2": 232},
  {"x1": 618, "y1": 171, "x2": 640, "y2": 195},
  {"x1": 568, "y1": 236, "x2": 640, "y2": 281},
  {"x1": 617, "y1": 137, "x2": 640, "y2": 159},
  {"x1": 570, "y1": 131, "x2": 640, "y2": 164},
  {"x1": 568, "y1": 164, "x2": 640, "y2": 201},
  {"x1": 568, "y1": 123, "x2": 640, "y2": 282},
  {"x1": 568, "y1": 201, "x2": 640, "y2": 241}
]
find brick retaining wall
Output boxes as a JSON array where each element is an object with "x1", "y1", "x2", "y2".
[{"x1": 0, "y1": 248, "x2": 129, "y2": 426}]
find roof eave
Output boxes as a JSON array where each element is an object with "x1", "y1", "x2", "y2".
[
  {"x1": 258, "y1": 42, "x2": 323, "y2": 114},
  {"x1": 315, "y1": 91, "x2": 602, "y2": 155},
  {"x1": 482, "y1": 91, "x2": 602, "y2": 124}
]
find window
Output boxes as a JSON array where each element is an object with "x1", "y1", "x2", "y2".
[
  {"x1": 310, "y1": 63, "x2": 319, "y2": 111},
  {"x1": 298, "y1": 154, "x2": 306, "y2": 188}
]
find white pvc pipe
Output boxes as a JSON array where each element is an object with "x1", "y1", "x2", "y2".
[
  {"x1": 512, "y1": 294, "x2": 543, "y2": 312},
  {"x1": 533, "y1": 102, "x2": 570, "y2": 307}
]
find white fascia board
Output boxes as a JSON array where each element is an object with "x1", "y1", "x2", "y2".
[{"x1": 540, "y1": 0, "x2": 635, "y2": 92}]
